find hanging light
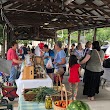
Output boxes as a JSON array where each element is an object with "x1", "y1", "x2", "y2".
[
  {"x1": 44, "y1": 23, "x2": 49, "y2": 25},
  {"x1": 52, "y1": 18, "x2": 58, "y2": 21}
]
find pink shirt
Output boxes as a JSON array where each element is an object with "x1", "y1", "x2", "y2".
[{"x1": 7, "y1": 48, "x2": 18, "y2": 65}]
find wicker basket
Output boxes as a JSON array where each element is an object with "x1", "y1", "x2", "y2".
[
  {"x1": 54, "y1": 84, "x2": 73, "y2": 110},
  {"x1": 52, "y1": 91, "x2": 72, "y2": 101},
  {"x1": 53, "y1": 74, "x2": 72, "y2": 101},
  {"x1": 23, "y1": 89, "x2": 37, "y2": 101}
]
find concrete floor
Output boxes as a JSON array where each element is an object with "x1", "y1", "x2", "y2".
[{"x1": 8, "y1": 73, "x2": 110, "y2": 110}]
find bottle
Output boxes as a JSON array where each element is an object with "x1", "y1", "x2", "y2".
[{"x1": 45, "y1": 95, "x2": 52, "y2": 109}]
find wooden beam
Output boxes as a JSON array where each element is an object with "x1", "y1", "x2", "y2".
[
  {"x1": 68, "y1": 2, "x2": 109, "y2": 10},
  {"x1": 2, "y1": 1, "x2": 12, "y2": 6},
  {"x1": 86, "y1": 2, "x2": 110, "y2": 17},
  {"x1": 4, "y1": 8, "x2": 104, "y2": 18}
]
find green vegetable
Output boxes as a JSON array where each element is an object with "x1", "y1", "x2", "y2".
[
  {"x1": 26, "y1": 91, "x2": 35, "y2": 94},
  {"x1": 35, "y1": 87, "x2": 57, "y2": 103},
  {"x1": 25, "y1": 87, "x2": 57, "y2": 102},
  {"x1": 67, "y1": 100, "x2": 90, "y2": 110}
]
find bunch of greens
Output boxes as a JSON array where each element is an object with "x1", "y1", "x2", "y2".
[{"x1": 35, "y1": 87, "x2": 57, "y2": 103}]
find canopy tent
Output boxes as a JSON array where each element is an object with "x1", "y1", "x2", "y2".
[{"x1": 1, "y1": 0, "x2": 110, "y2": 40}]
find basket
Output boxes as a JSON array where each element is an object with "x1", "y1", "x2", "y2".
[
  {"x1": 52, "y1": 90, "x2": 72, "y2": 101},
  {"x1": 23, "y1": 89, "x2": 37, "y2": 101},
  {"x1": 53, "y1": 74, "x2": 72, "y2": 101},
  {"x1": 54, "y1": 84, "x2": 73, "y2": 110},
  {"x1": 34, "y1": 56, "x2": 44, "y2": 68}
]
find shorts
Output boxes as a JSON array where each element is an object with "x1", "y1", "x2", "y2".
[{"x1": 46, "y1": 68, "x2": 54, "y2": 74}]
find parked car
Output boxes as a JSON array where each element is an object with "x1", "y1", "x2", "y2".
[
  {"x1": 101, "y1": 45, "x2": 110, "y2": 84},
  {"x1": 101, "y1": 45, "x2": 110, "y2": 59}
]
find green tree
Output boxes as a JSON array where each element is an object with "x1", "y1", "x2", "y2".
[
  {"x1": 97, "y1": 28, "x2": 110, "y2": 45},
  {"x1": 17, "y1": 40, "x2": 32, "y2": 45},
  {"x1": 57, "y1": 29, "x2": 68, "y2": 43}
]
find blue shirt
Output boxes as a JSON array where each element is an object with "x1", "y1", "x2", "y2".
[
  {"x1": 54, "y1": 50, "x2": 66, "y2": 69},
  {"x1": 44, "y1": 52, "x2": 49, "y2": 65},
  {"x1": 74, "y1": 49, "x2": 84, "y2": 59}
]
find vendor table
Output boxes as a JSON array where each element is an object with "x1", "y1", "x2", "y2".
[
  {"x1": 18, "y1": 95, "x2": 53, "y2": 110},
  {"x1": 15, "y1": 73, "x2": 53, "y2": 96}
]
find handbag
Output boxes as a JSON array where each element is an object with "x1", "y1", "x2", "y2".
[{"x1": 95, "y1": 50, "x2": 104, "y2": 76}]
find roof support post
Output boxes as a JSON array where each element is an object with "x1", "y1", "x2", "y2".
[
  {"x1": 68, "y1": 29, "x2": 71, "y2": 55},
  {"x1": 93, "y1": 28, "x2": 97, "y2": 41},
  {"x1": 7, "y1": 27, "x2": 15, "y2": 53},
  {"x1": 54, "y1": 32, "x2": 57, "y2": 43},
  {"x1": 78, "y1": 30, "x2": 81, "y2": 43},
  {"x1": 7, "y1": 26, "x2": 11, "y2": 51},
  {"x1": 51, "y1": 39, "x2": 54, "y2": 48},
  {"x1": 2, "y1": 24, "x2": 6, "y2": 58}
]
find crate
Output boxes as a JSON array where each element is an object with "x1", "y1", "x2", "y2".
[{"x1": 22, "y1": 66, "x2": 34, "y2": 80}]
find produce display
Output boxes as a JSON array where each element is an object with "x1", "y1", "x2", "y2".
[
  {"x1": 45, "y1": 95, "x2": 52, "y2": 109},
  {"x1": 24, "y1": 87, "x2": 58, "y2": 102},
  {"x1": 67, "y1": 100, "x2": 90, "y2": 110},
  {"x1": 54, "y1": 100, "x2": 73, "y2": 108},
  {"x1": 34, "y1": 65, "x2": 46, "y2": 79}
]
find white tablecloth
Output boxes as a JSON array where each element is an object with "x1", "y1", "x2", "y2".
[{"x1": 15, "y1": 73, "x2": 53, "y2": 96}]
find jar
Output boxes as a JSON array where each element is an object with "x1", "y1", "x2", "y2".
[{"x1": 45, "y1": 95, "x2": 52, "y2": 109}]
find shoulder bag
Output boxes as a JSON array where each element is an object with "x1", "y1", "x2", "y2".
[{"x1": 95, "y1": 50, "x2": 104, "y2": 76}]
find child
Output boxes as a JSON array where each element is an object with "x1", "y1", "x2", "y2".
[{"x1": 68, "y1": 55, "x2": 81, "y2": 100}]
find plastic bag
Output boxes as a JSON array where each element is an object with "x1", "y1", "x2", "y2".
[
  {"x1": 35, "y1": 46, "x2": 41, "y2": 56},
  {"x1": 46, "y1": 58, "x2": 53, "y2": 69},
  {"x1": 25, "y1": 54, "x2": 32, "y2": 66}
]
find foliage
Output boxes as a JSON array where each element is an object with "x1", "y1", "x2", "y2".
[
  {"x1": 57, "y1": 28, "x2": 110, "y2": 45},
  {"x1": 17, "y1": 40, "x2": 32, "y2": 45},
  {"x1": 57, "y1": 29, "x2": 68, "y2": 43}
]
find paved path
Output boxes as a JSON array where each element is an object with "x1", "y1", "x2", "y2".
[{"x1": 63, "y1": 73, "x2": 110, "y2": 110}]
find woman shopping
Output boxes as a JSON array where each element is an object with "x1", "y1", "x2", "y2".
[{"x1": 80, "y1": 41, "x2": 104, "y2": 101}]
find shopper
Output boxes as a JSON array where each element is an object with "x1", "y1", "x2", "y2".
[
  {"x1": 68, "y1": 55, "x2": 81, "y2": 100},
  {"x1": 74, "y1": 43, "x2": 84, "y2": 60},
  {"x1": 80, "y1": 41, "x2": 104, "y2": 100},
  {"x1": 43, "y1": 44, "x2": 54, "y2": 80},
  {"x1": 83, "y1": 41, "x2": 92, "y2": 56},
  {"x1": 54, "y1": 41, "x2": 66, "y2": 82},
  {"x1": 70, "y1": 43, "x2": 75, "y2": 55}
]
